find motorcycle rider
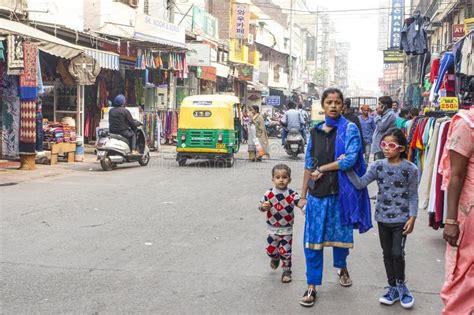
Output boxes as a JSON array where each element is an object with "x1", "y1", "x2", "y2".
[
  {"x1": 109, "y1": 94, "x2": 139, "y2": 154},
  {"x1": 281, "y1": 101, "x2": 305, "y2": 145}
]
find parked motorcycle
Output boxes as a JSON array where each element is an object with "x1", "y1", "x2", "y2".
[
  {"x1": 284, "y1": 128, "x2": 305, "y2": 158},
  {"x1": 265, "y1": 118, "x2": 282, "y2": 138},
  {"x1": 96, "y1": 123, "x2": 150, "y2": 171}
]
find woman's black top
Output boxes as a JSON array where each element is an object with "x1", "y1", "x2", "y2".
[{"x1": 308, "y1": 126, "x2": 339, "y2": 197}]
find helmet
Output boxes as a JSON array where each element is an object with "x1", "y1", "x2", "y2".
[{"x1": 113, "y1": 94, "x2": 126, "y2": 107}]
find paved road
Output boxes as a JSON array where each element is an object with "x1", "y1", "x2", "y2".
[{"x1": 1, "y1": 140, "x2": 446, "y2": 314}]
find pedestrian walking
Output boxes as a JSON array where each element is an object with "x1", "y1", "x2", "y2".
[
  {"x1": 358, "y1": 104, "x2": 376, "y2": 164},
  {"x1": 258, "y1": 164, "x2": 305, "y2": 283},
  {"x1": 342, "y1": 128, "x2": 418, "y2": 309},
  {"x1": 298, "y1": 103, "x2": 310, "y2": 144},
  {"x1": 298, "y1": 88, "x2": 371, "y2": 307},
  {"x1": 343, "y1": 98, "x2": 364, "y2": 139},
  {"x1": 438, "y1": 107, "x2": 474, "y2": 315},
  {"x1": 242, "y1": 110, "x2": 250, "y2": 144},
  {"x1": 372, "y1": 96, "x2": 397, "y2": 161},
  {"x1": 248, "y1": 105, "x2": 270, "y2": 161}
]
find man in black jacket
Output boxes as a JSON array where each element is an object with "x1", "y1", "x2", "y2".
[
  {"x1": 343, "y1": 98, "x2": 364, "y2": 146},
  {"x1": 109, "y1": 94, "x2": 138, "y2": 154}
]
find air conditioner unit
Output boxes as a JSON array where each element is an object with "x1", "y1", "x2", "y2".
[{"x1": 248, "y1": 34, "x2": 254, "y2": 45}]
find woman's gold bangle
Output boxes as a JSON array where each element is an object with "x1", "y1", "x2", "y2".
[{"x1": 445, "y1": 219, "x2": 459, "y2": 225}]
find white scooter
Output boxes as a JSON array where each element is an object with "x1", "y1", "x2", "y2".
[
  {"x1": 96, "y1": 123, "x2": 150, "y2": 171},
  {"x1": 284, "y1": 128, "x2": 305, "y2": 158}
]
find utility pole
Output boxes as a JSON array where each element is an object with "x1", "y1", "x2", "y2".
[
  {"x1": 167, "y1": 0, "x2": 175, "y2": 23},
  {"x1": 167, "y1": 0, "x2": 176, "y2": 110},
  {"x1": 314, "y1": 8, "x2": 318, "y2": 81},
  {"x1": 288, "y1": 0, "x2": 294, "y2": 94}
]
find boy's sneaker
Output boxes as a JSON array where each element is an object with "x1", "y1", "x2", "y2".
[
  {"x1": 379, "y1": 286, "x2": 400, "y2": 305},
  {"x1": 397, "y1": 281, "x2": 414, "y2": 309}
]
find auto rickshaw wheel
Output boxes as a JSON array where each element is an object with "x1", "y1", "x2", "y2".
[
  {"x1": 178, "y1": 158, "x2": 187, "y2": 166},
  {"x1": 225, "y1": 155, "x2": 234, "y2": 168}
]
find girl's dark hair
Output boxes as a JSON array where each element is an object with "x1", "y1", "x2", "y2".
[
  {"x1": 381, "y1": 128, "x2": 408, "y2": 159},
  {"x1": 321, "y1": 87, "x2": 344, "y2": 105},
  {"x1": 251, "y1": 105, "x2": 260, "y2": 113},
  {"x1": 272, "y1": 164, "x2": 291, "y2": 177}
]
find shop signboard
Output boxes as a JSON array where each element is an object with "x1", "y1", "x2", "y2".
[
  {"x1": 186, "y1": 43, "x2": 211, "y2": 66},
  {"x1": 389, "y1": 0, "x2": 404, "y2": 48},
  {"x1": 238, "y1": 66, "x2": 253, "y2": 81},
  {"x1": 383, "y1": 49, "x2": 404, "y2": 63},
  {"x1": 266, "y1": 96, "x2": 280, "y2": 106},
  {"x1": 192, "y1": 6, "x2": 219, "y2": 40},
  {"x1": 253, "y1": 69, "x2": 260, "y2": 83},
  {"x1": 439, "y1": 97, "x2": 459, "y2": 111},
  {"x1": 465, "y1": 18, "x2": 474, "y2": 34},
  {"x1": 452, "y1": 24, "x2": 465, "y2": 42},
  {"x1": 197, "y1": 66, "x2": 217, "y2": 82},
  {"x1": 230, "y1": 3, "x2": 250, "y2": 39},
  {"x1": 134, "y1": 13, "x2": 185, "y2": 48}
]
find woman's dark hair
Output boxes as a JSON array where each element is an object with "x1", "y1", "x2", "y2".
[
  {"x1": 409, "y1": 107, "x2": 419, "y2": 118},
  {"x1": 251, "y1": 105, "x2": 260, "y2": 113},
  {"x1": 321, "y1": 88, "x2": 344, "y2": 105},
  {"x1": 381, "y1": 128, "x2": 408, "y2": 159},
  {"x1": 272, "y1": 164, "x2": 291, "y2": 177},
  {"x1": 399, "y1": 109, "x2": 409, "y2": 118}
]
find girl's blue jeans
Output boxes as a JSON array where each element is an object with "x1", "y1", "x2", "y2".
[{"x1": 305, "y1": 247, "x2": 349, "y2": 285}]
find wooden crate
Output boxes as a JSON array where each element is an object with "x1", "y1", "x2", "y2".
[{"x1": 44, "y1": 142, "x2": 76, "y2": 165}]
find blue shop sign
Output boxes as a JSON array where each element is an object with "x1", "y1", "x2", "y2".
[{"x1": 266, "y1": 96, "x2": 280, "y2": 106}]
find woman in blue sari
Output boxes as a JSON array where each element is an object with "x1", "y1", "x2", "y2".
[{"x1": 299, "y1": 88, "x2": 372, "y2": 307}]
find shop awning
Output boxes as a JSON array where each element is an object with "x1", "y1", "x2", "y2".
[
  {"x1": 246, "y1": 81, "x2": 269, "y2": 93},
  {"x1": 0, "y1": 18, "x2": 83, "y2": 59},
  {"x1": 85, "y1": 48, "x2": 119, "y2": 71}
]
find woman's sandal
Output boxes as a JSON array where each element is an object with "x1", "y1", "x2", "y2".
[
  {"x1": 337, "y1": 268, "x2": 353, "y2": 287},
  {"x1": 299, "y1": 288, "x2": 317, "y2": 307},
  {"x1": 270, "y1": 258, "x2": 280, "y2": 270},
  {"x1": 281, "y1": 270, "x2": 292, "y2": 283}
]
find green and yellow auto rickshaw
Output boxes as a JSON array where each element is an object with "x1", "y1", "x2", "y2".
[{"x1": 176, "y1": 95, "x2": 241, "y2": 167}]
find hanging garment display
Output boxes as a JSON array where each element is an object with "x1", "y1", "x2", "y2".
[
  {"x1": 1, "y1": 96, "x2": 20, "y2": 159},
  {"x1": 459, "y1": 36, "x2": 473, "y2": 76},
  {"x1": 19, "y1": 41, "x2": 38, "y2": 100},
  {"x1": 35, "y1": 99, "x2": 43, "y2": 152},
  {"x1": 7, "y1": 35, "x2": 24, "y2": 75},
  {"x1": 0, "y1": 39, "x2": 5, "y2": 62},
  {"x1": 68, "y1": 53, "x2": 101, "y2": 85},
  {"x1": 433, "y1": 52, "x2": 454, "y2": 98},
  {"x1": 400, "y1": 15, "x2": 429, "y2": 55},
  {"x1": 18, "y1": 100, "x2": 36, "y2": 154}
]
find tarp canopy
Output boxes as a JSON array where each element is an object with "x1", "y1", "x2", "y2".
[
  {"x1": 0, "y1": 18, "x2": 83, "y2": 59},
  {"x1": 0, "y1": 19, "x2": 120, "y2": 70}
]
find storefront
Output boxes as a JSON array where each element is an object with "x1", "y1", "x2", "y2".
[{"x1": 1, "y1": 19, "x2": 84, "y2": 168}]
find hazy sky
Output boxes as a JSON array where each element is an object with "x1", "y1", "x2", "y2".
[{"x1": 306, "y1": 0, "x2": 384, "y2": 93}]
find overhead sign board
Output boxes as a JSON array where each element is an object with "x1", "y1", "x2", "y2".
[
  {"x1": 134, "y1": 14, "x2": 185, "y2": 48},
  {"x1": 389, "y1": 0, "x2": 404, "y2": 48},
  {"x1": 192, "y1": 7, "x2": 219, "y2": 40},
  {"x1": 383, "y1": 50, "x2": 404, "y2": 63}
]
